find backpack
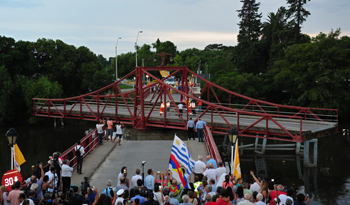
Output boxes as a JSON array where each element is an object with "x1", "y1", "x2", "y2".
[
  {"x1": 105, "y1": 187, "x2": 114, "y2": 197},
  {"x1": 76, "y1": 146, "x2": 82, "y2": 157}
]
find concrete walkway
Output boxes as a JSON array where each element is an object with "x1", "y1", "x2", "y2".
[
  {"x1": 71, "y1": 140, "x2": 118, "y2": 187},
  {"x1": 87, "y1": 140, "x2": 173, "y2": 192},
  {"x1": 70, "y1": 137, "x2": 209, "y2": 190},
  {"x1": 186, "y1": 139, "x2": 208, "y2": 183}
]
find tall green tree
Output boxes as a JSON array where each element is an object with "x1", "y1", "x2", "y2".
[
  {"x1": 286, "y1": 0, "x2": 311, "y2": 43},
  {"x1": 236, "y1": 0, "x2": 264, "y2": 74}
]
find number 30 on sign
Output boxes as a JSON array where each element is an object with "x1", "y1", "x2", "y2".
[{"x1": 2, "y1": 170, "x2": 23, "y2": 192}]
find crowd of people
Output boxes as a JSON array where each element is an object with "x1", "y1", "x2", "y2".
[{"x1": 0, "y1": 153, "x2": 310, "y2": 205}]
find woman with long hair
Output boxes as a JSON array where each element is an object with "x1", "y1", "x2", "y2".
[
  {"x1": 250, "y1": 171, "x2": 269, "y2": 203},
  {"x1": 222, "y1": 175, "x2": 233, "y2": 189},
  {"x1": 235, "y1": 186, "x2": 244, "y2": 204}
]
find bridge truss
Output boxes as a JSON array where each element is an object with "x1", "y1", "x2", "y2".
[{"x1": 33, "y1": 66, "x2": 338, "y2": 143}]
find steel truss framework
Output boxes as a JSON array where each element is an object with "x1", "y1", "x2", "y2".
[{"x1": 33, "y1": 66, "x2": 338, "y2": 143}]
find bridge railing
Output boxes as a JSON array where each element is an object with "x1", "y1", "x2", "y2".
[
  {"x1": 187, "y1": 69, "x2": 338, "y2": 123},
  {"x1": 203, "y1": 125, "x2": 222, "y2": 163},
  {"x1": 60, "y1": 128, "x2": 99, "y2": 167}
]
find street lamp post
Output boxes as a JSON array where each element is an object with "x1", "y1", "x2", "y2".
[
  {"x1": 193, "y1": 54, "x2": 201, "y2": 84},
  {"x1": 115, "y1": 37, "x2": 122, "y2": 81},
  {"x1": 5, "y1": 128, "x2": 18, "y2": 170},
  {"x1": 135, "y1": 31, "x2": 143, "y2": 67}
]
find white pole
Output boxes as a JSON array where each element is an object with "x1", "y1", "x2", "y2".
[
  {"x1": 11, "y1": 146, "x2": 14, "y2": 170},
  {"x1": 135, "y1": 31, "x2": 143, "y2": 67},
  {"x1": 115, "y1": 37, "x2": 121, "y2": 81},
  {"x1": 231, "y1": 144, "x2": 234, "y2": 174}
]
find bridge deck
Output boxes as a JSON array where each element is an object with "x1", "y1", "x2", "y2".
[{"x1": 38, "y1": 104, "x2": 337, "y2": 139}]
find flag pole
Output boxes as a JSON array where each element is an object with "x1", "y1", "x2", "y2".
[{"x1": 11, "y1": 146, "x2": 14, "y2": 170}]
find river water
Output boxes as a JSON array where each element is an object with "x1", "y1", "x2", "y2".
[{"x1": 0, "y1": 121, "x2": 349, "y2": 205}]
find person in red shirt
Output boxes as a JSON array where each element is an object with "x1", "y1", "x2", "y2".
[{"x1": 269, "y1": 184, "x2": 286, "y2": 205}]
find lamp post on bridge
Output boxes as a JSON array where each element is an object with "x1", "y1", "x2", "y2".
[
  {"x1": 135, "y1": 31, "x2": 143, "y2": 67},
  {"x1": 5, "y1": 128, "x2": 18, "y2": 170},
  {"x1": 115, "y1": 37, "x2": 122, "y2": 81},
  {"x1": 193, "y1": 54, "x2": 201, "y2": 84}
]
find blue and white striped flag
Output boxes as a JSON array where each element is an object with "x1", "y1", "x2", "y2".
[{"x1": 171, "y1": 134, "x2": 195, "y2": 176}]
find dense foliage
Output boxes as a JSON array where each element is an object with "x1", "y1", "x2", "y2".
[{"x1": 1, "y1": 0, "x2": 349, "y2": 124}]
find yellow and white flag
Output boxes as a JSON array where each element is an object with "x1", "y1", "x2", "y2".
[
  {"x1": 232, "y1": 139, "x2": 241, "y2": 179},
  {"x1": 14, "y1": 144, "x2": 26, "y2": 172}
]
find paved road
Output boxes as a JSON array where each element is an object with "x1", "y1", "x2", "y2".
[{"x1": 88, "y1": 140, "x2": 173, "y2": 192}]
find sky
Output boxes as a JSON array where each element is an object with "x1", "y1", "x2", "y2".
[{"x1": 1, "y1": 0, "x2": 350, "y2": 58}]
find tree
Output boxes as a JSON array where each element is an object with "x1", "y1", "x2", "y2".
[
  {"x1": 273, "y1": 29, "x2": 350, "y2": 118},
  {"x1": 236, "y1": 0, "x2": 264, "y2": 74},
  {"x1": 286, "y1": 0, "x2": 311, "y2": 43}
]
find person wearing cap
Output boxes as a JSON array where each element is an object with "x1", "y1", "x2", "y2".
[{"x1": 114, "y1": 189, "x2": 125, "y2": 205}]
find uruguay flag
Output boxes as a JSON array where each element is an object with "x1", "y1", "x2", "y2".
[{"x1": 171, "y1": 134, "x2": 195, "y2": 176}]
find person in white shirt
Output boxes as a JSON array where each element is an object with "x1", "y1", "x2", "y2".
[
  {"x1": 45, "y1": 167, "x2": 58, "y2": 193},
  {"x1": 193, "y1": 155, "x2": 206, "y2": 181},
  {"x1": 131, "y1": 169, "x2": 143, "y2": 188},
  {"x1": 115, "y1": 121, "x2": 124, "y2": 145},
  {"x1": 75, "y1": 140, "x2": 85, "y2": 174},
  {"x1": 255, "y1": 193, "x2": 266, "y2": 205},
  {"x1": 96, "y1": 120, "x2": 104, "y2": 145},
  {"x1": 61, "y1": 159, "x2": 73, "y2": 193},
  {"x1": 250, "y1": 181, "x2": 261, "y2": 193},
  {"x1": 203, "y1": 163, "x2": 218, "y2": 184},
  {"x1": 216, "y1": 161, "x2": 227, "y2": 179},
  {"x1": 178, "y1": 103, "x2": 183, "y2": 118}
]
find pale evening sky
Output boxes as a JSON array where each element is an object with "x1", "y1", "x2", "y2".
[{"x1": 1, "y1": 0, "x2": 349, "y2": 58}]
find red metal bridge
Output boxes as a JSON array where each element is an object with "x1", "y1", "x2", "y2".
[{"x1": 33, "y1": 66, "x2": 338, "y2": 143}]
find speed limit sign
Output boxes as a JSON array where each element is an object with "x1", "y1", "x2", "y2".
[{"x1": 1, "y1": 170, "x2": 23, "y2": 192}]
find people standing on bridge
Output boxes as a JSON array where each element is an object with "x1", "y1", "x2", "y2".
[
  {"x1": 75, "y1": 140, "x2": 85, "y2": 174},
  {"x1": 178, "y1": 103, "x2": 183, "y2": 118},
  {"x1": 193, "y1": 155, "x2": 206, "y2": 181},
  {"x1": 187, "y1": 118, "x2": 196, "y2": 140},
  {"x1": 166, "y1": 101, "x2": 171, "y2": 116},
  {"x1": 198, "y1": 97, "x2": 202, "y2": 113},
  {"x1": 191, "y1": 99, "x2": 196, "y2": 115},
  {"x1": 195, "y1": 118, "x2": 207, "y2": 142},
  {"x1": 103, "y1": 118, "x2": 108, "y2": 140},
  {"x1": 187, "y1": 101, "x2": 192, "y2": 116},
  {"x1": 96, "y1": 120, "x2": 105, "y2": 145},
  {"x1": 61, "y1": 159, "x2": 73, "y2": 193},
  {"x1": 115, "y1": 121, "x2": 124, "y2": 145},
  {"x1": 160, "y1": 102, "x2": 165, "y2": 116},
  {"x1": 107, "y1": 118, "x2": 114, "y2": 142}
]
